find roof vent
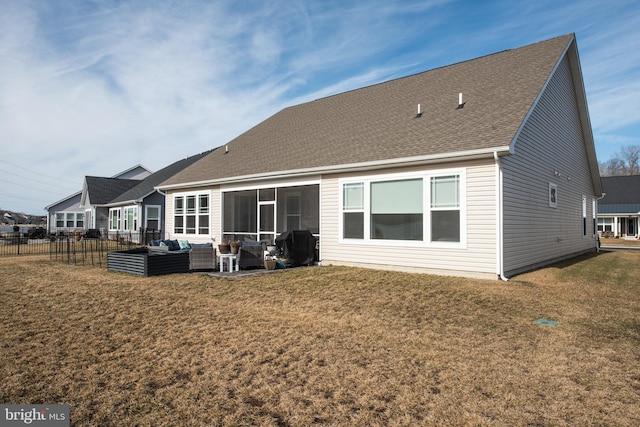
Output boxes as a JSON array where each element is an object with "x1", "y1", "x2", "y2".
[
  {"x1": 457, "y1": 92, "x2": 465, "y2": 109},
  {"x1": 416, "y1": 103, "x2": 422, "y2": 118},
  {"x1": 225, "y1": 145, "x2": 229, "y2": 154}
]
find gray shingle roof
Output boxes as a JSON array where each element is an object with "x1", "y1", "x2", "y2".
[
  {"x1": 161, "y1": 34, "x2": 574, "y2": 188},
  {"x1": 85, "y1": 177, "x2": 140, "y2": 205},
  {"x1": 84, "y1": 151, "x2": 212, "y2": 206},
  {"x1": 108, "y1": 150, "x2": 212, "y2": 204},
  {"x1": 599, "y1": 176, "x2": 640, "y2": 214}
]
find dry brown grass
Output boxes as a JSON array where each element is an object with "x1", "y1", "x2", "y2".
[{"x1": 1, "y1": 253, "x2": 639, "y2": 426}]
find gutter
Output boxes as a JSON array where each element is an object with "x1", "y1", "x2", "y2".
[
  {"x1": 494, "y1": 151, "x2": 509, "y2": 281},
  {"x1": 157, "y1": 145, "x2": 511, "y2": 191}
]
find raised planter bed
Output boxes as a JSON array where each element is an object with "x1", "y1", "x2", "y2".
[{"x1": 107, "y1": 248, "x2": 190, "y2": 277}]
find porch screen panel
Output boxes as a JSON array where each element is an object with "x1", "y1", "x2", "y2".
[
  {"x1": 223, "y1": 190, "x2": 257, "y2": 240},
  {"x1": 260, "y1": 204, "x2": 274, "y2": 231},
  {"x1": 276, "y1": 185, "x2": 319, "y2": 234},
  {"x1": 370, "y1": 179, "x2": 423, "y2": 240}
]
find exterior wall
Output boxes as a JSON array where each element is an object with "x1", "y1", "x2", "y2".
[
  {"x1": 142, "y1": 192, "x2": 165, "y2": 232},
  {"x1": 164, "y1": 187, "x2": 220, "y2": 245},
  {"x1": 502, "y1": 56, "x2": 598, "y2": 276},
  {"x1": 114, "y1": 166, "x2": 151, "y2": 180},
  {"x1": 320, "y1": 160, "x2": 498, "y2": 279},
  {"x1": 46, "y1": 194, "x2": 83, "y2": 234}
]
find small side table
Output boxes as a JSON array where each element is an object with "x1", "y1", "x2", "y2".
[{"x1": 219, "y1": 253, "x2": 239, "y2": 272}]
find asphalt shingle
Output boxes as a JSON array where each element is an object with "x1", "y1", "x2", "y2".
[{"x1": 161, "y1": 34, "x2": 574, "y2": 187}]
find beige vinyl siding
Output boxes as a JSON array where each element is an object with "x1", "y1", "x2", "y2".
[
  {"x1": 164, "y1": 187, "x2": 219, "y2": 244},
  {"x1": 320, "y1": 160, "x2": 497, "y2": 279},
  {"x1": 502, "y1": 56, "x2": 597, "y2": 276}
]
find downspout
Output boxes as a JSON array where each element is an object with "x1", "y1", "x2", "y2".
[{"x1": 494, "y1": 151, "x2": 509, "y2": 281}]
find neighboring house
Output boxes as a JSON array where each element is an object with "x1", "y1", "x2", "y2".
[
  {"x1": 157, "y1": 34, "x2": 602, "y2": 280},
  {"x1": 80, "y1": 152, "x2": 211, "y2": 240},
  {"x1": 598, "y1": 175, "x2": 640, "y2": 239},
  {"x1": 45, "y1": 165, "x2": 152, "y2": 235}
]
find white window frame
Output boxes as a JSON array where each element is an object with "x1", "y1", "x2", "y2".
[
  {"x1": 582, "y1": 195, "x2": 587, "y2": 237},
  {"x1": 109, "y1": 208, "x2": 121, "y2": 231},
  {"x1": 55, "y1": 213, "x2": 64, "y2": 228},
  {"x1": 339, "y1": 169, "x2": 466, "y2": 248},
  {"x1": 173, "y1": 191, "x2": 211, "y2": 236},
  {"x1": 598, "y1": 217, "x2": 613, "y2": 232},
  {"x1": 592, "y1": 198, "x2": 597, "y2": 236},
  {"x1": 123, "y1": 206, "x2": 138, "y2": 231},
  {"x1": 145, "y1": 205, "x2": 161, "y2": 230}
]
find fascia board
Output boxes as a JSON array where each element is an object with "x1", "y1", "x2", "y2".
[{"x1": 156, "y1": 146, "x2": 510, "y2": 191}]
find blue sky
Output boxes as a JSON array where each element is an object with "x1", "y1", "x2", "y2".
[{"x1": 1, "y1": 0, "x2": 638, "y2": 215}]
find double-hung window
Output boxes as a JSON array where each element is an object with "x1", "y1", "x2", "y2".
[
  {"x1": 145, "y1": 206, "x2": 161, "y2": 230},
  {"x1": 340, "y1": 170, "x2": 464, "y2": 246},
  {"x1": 343, "y1": 183, "x2": 365, "y2": 239},
  {"x1": 582, "y1": 195, "x2": 587, "y2": 237},
  {"x1": 109, "y1": 209, "x2": 121, "y2": 230},
  {"x1": 430, "y1": 176, "x2": 460, "y2": 242},
  {"x1": 198, "y1": 195, "x2": 210, "y2": 234},
  {"x1": 124, "y1": 206, "x2": 137, "y2": 231},
  {"x1": 174, "y1": 193, "x2": 210, "y2": 235}
]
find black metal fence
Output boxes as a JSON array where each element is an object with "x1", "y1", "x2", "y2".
[{"x1": 0, "y1": 228, "x2": 163, "y2": 266}]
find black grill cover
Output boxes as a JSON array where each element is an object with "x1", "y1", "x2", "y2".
[{"x1": 275, "y1": 230, "x2": 317, "y2": 267}]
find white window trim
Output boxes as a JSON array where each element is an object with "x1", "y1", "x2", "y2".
[
  {"x1": 123, "y1": 205, "x2": 138, "y2": 232},
  {"x1": 338, "y1": 168, "x2": 467, "y2": 249},
  {"x1": 145, "y1": 205, "x2": 162, "y2": 230},
  {"x1": 172, "y1": 190, "x2": 212, "y2": 237},
  {"x1": 592, "y1": 198, "x2": 597, "y2": 237},
  {"x1": 108, "y1": 208, "x2": 121, "y2": 231},
  {"x1": 582, "y1": 195, "x2": 587, "y2": 237}
]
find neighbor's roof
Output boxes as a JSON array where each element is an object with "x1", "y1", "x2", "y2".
[
  {"x1": 83, "y1": 177, "x2": 140, "y2": 205},
  {"x1": 107, "y1": 150, "x2": 213, "y2": 205},
  {"x1": 599, "y1": 176, "x2": 640, "y2": 214},
  {"x1": 160, "y1": 34, "x2": 587, "y2": 189}
]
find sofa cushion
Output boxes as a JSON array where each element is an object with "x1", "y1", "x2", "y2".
[
  {"x1": 178, "y1": 239, "x2": 191, "y2": 250},
  {"x1": 160, "y1": 239, "x2": 181, "y2": 251}
]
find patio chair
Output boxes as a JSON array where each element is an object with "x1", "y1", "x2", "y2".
[{"x1": 189, "y1": 244, "x2": 217, "y2": 271}]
